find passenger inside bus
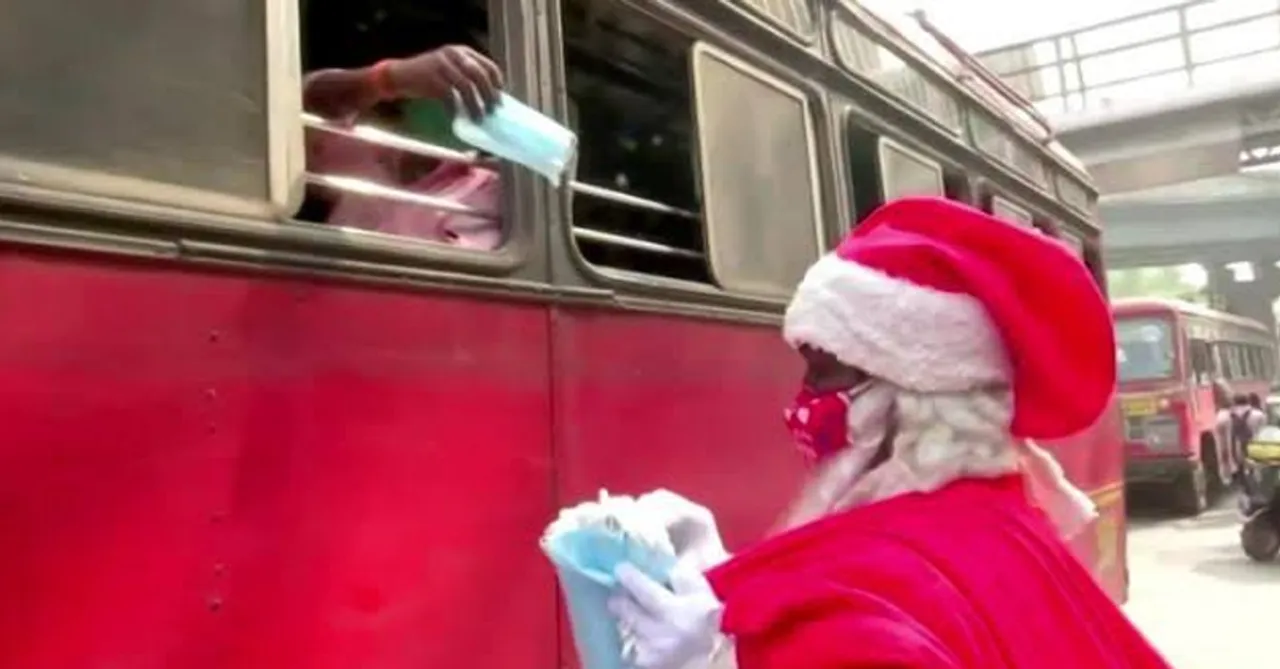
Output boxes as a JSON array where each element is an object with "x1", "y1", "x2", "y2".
[{"x1": 299, "y1": 2, "x2": 504, "y2": 250}]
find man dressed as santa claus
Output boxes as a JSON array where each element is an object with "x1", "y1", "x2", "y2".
[{"x1": 606, "y1": 198, "x2": 1172, "y2": 669}]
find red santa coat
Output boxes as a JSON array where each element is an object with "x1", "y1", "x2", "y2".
[{"x1": 705, "y1": 476, "x2": 1172, "y2": 669}]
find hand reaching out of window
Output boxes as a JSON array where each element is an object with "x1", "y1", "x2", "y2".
[
  {"x1": 386, "y1": 46, "x2": 504, "y2": 118},
  {"x1": 303, "y1": 45, "x2": 504, "y2": 121}
]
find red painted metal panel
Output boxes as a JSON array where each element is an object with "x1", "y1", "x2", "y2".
[
  {"x1": 551, "y1": 307, "x2": 805, "y2": 549},
  {"x1": 0, "y1": 248, "x2": 557, "y2": 669}
]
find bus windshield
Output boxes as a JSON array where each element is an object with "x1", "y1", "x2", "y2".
[{"x1": 1116, "y1": 317, "x2": 1176, "y2": 383}]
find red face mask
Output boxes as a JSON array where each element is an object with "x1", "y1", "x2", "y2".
[{"x1": 784, "y1": 387, "x2": 852, "y2": 464}]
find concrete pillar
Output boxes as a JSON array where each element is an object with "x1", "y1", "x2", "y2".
[{"x1": 1211, "y1": 261, "x2": 1279, "y2": 337}]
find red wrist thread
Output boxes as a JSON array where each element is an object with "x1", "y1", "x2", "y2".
[{"x1": 369, "y1": 59, "x2": 399, "y2": 100}]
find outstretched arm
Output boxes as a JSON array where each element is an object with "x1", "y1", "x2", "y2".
[{"x1": 303, "y1": 45, "x2": 504, "y2": 122}]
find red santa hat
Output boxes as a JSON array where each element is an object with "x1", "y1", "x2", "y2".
[{"x1": 784, "y1": 197, "x2": 1115, "y2": 439}]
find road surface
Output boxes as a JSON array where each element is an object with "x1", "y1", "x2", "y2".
[{"x1": 1124, "y1": 492, "x2": 1280, "y2": 667}]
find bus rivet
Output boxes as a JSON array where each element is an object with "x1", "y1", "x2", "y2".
[{"x1": 207, "y1": 596, "x2": 223, "y2": 612}]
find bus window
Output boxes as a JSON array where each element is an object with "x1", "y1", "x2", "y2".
[
  {"x1": 989, "y1": 195, "x2": 1035, "y2": 229},
  {"x1": 846, "y1": 122, "x2": 947, "y2": 222},
  {"x1": 563, "y1": 0, "x2": 708, "y2": 284},
  {"x1": 877, "y1": 138, "x2": 945, "y2": 202},
  {"x1": 1081, "y1": 236, "x2": 1108, "y2": 291},
  {"x1": 691, "y1": 43, "x2": 823, "y2": 297},
  {"x1": 943, "y1": 170, "x2": 975, "y2": 204},
  {"x1": 1190, "y1": 338, "x2": 1212, "y2": 385},
  {"x1": 0, "y1": 1, "x2": 297, "y2": 217},
  {"x1": 297, "y1": 0, "x2": 506, "y2": 251},
  {"x1": 733, "y1": 0, "x2": 817, "y2": 39},
  {"x1": 846, "y1": 123, "x2": 882, "y2": 223}
]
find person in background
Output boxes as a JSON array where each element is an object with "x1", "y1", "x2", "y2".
[
  {"x1": 606, "y1": 198, "x2": 1172, "y2": 669},
  {"x1": 1219, "y1": 393, "x2": 1266, "y2": 478},
  {"x1": 301, "y1": 45, "x2": 504, "y2": 250}
]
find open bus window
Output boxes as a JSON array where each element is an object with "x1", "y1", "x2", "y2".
[
  {"x1": 1190, "y1": 339, "x2": 1213, "y2": 385},
  {"x1": 846, "y1": 123, "x2": 947, "y2": 223},
  {"x1": 565, "y1": 1, "x2": 823, "y2": 297},
  {"x1": 296, "y1": 0, "x2": 506, "y2": 252},
  {"x1": 988, "y1": 195, "x2": 1034, "y2": 229},
  {"x1": 1116, "y1": 317, "x2": 1175, "y2": 383},
  {"x1": 563, "y1": 0, "x2": 707, "y2": 283}
]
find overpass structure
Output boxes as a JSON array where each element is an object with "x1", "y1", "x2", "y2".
[{"x1": 974, "y1": 0, "x2": 1280, "y2": 331}]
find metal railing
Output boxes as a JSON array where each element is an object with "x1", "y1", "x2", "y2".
[
  {"x1": 975, "y1": 0, "x2": 1280, "y2": 116},
  {"x1": 301, "y1": 113, "x2": 703, "y2": 259}
]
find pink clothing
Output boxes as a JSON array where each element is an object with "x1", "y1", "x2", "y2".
[
  {"x1": 308, "y1": 131, "x2": 502, "y2": 250},
  {"x1": 706, "y1": 476, "x2": 1172, "y2": 669}
]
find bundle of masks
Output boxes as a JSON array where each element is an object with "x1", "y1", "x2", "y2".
[{"x1": 541, "y1": 491, "x2": 678, "y2": 669}]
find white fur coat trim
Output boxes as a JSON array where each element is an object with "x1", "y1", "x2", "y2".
[{"x1": 783, "y1": 253, "x2": 1011, "y2": 391}]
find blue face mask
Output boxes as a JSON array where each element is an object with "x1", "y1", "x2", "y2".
[{"x1": 452, "y1": 92, "x2": 578, "y2": 185}]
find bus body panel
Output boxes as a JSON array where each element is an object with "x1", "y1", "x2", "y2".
[
  {"x1": 550, "y1": 307, "x2": 804, "y2": 548},
  {"x1": 1040, "y1": 402, "x2": 1127, "y2": 599},
  {"x1": 0, "y1": 244, "x2": 1130, "y2": 668},
  {"x1": 0, "y1": 248, "x2": 559, "y2": 669}
]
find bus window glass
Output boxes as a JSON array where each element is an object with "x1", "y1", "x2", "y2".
[
  {"x1": 1116, "y1": 317, "x2": 1175, "y2": 382},
  {"x1": 1224, "y1": 344, "x2": 1241, "y2": 380},
  {"x1": 877, "y1": 139, "x2": 944, "y2": 202},
  {"x1": 692, "y1": 43, "x2": 823, "y2": 297},
  {"x1": 563, "y1": 0, "x2": 708, "y2": 283},
  {"x1": 1060, "y1": 230, "x2": 1086, "y2": 258},
  {"x1": 732, "y1": 0, "x2": 816, "y2": 39},
  {"x1": 990, "y1": 196, "x2": 1034, "y2": 228},
  {"x1": 0, "y1": 0, "x2": 291, "y2": 214},
  {"x1": 298, "y1": 0, "x2": 506, "y2": 251}
]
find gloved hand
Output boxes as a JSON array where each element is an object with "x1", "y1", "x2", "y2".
[
  {"x1": 637, "y1": 490, "x2": 729, "y2": 571},
  {"x1": 609, "y1": 561, "x2": 724, "y2": 669}
]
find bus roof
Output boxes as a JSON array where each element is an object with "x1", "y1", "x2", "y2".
[{"x1": 1112, "y1": 297, "x2": 1271, "y2": 333}]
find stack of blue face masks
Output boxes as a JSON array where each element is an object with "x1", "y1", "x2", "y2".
[
  {"x1": 453, "y1": 92, "x2": 578, "y2": 185},
  {"x1": 541, "y1": 492, "x2": 677, "y2": 669}
]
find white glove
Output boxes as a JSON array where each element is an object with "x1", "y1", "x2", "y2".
[
  {"x1": 637, "y1": 490, "x2": 729, "y2": 571},
  {"x1": 609, "y1": 561, "x2": 724, "y2": 669}
]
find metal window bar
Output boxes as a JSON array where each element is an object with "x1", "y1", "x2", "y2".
[{"x1": 302, "y1": 113, "x2": 702, "y2": 257}]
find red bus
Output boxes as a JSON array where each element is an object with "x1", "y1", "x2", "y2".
[
  {"x1": 1114, "y1": 298, "x2": 1277, "y2": 514},
  {"x1": 0, "y1": 0, "x2": 1124, "y2": 666}
]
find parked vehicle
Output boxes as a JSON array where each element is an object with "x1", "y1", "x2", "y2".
[
  {"x1": 1114, "y1": 299, "x2": 1277, "y2": 515},
  {"x1": 1240, "y1": 426, "x2": 1280, "y2": 561}
]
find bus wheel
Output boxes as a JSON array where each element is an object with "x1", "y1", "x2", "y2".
[{"x1": 1173, "y1": 464, "x2": 1208, "y2": 516}]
